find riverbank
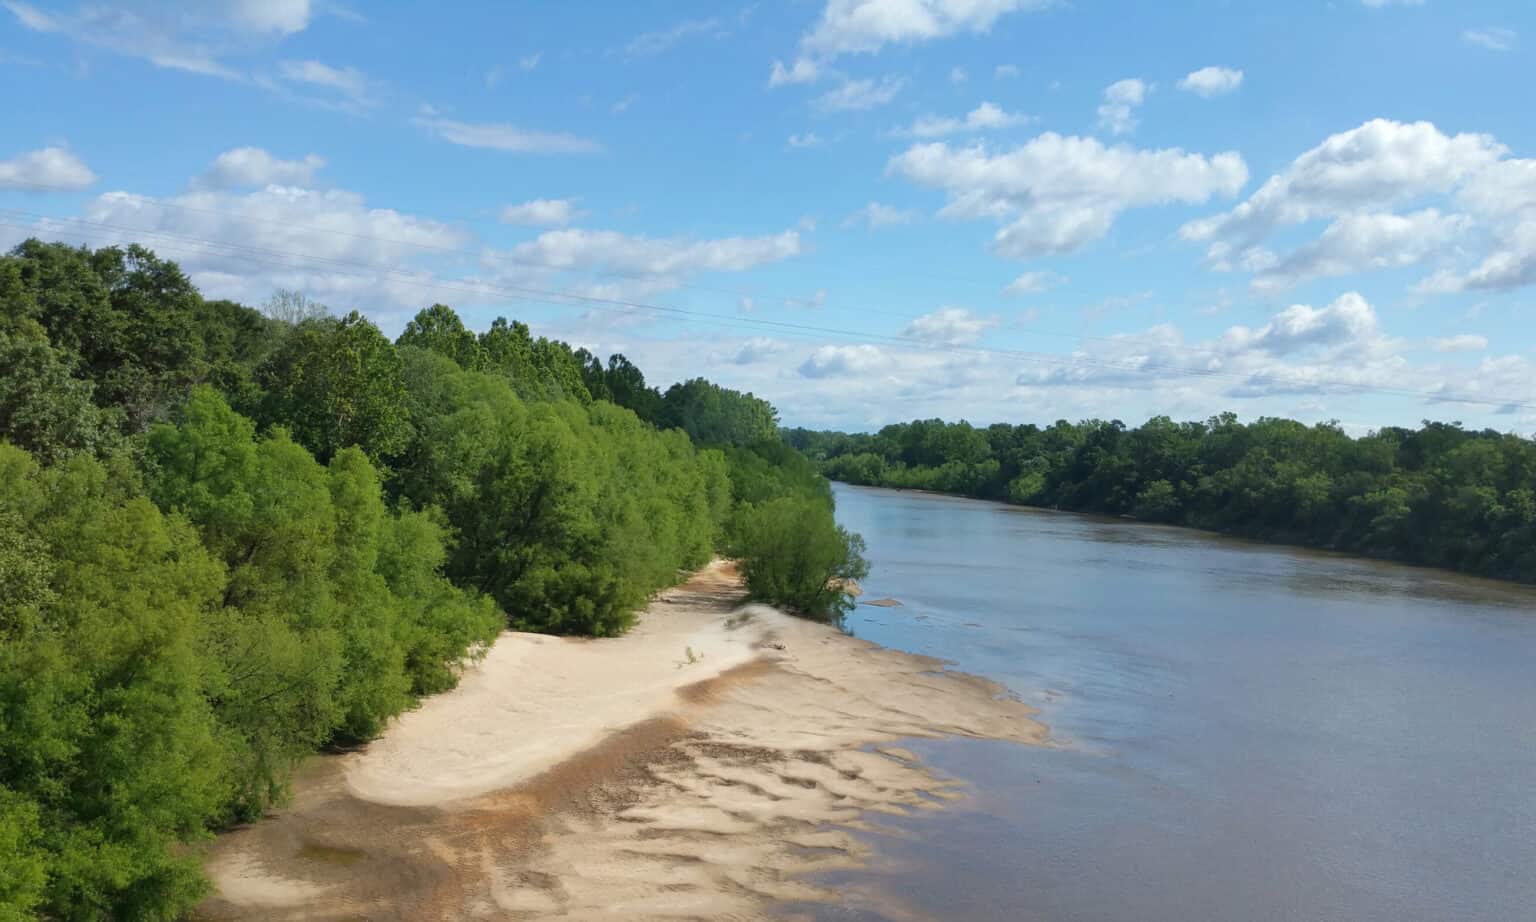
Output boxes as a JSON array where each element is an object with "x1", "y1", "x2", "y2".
[{"x1": 196, "y1": 560, "x2": 1047, "y2": 921}]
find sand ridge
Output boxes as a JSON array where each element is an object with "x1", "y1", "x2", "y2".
[{"x1": 198, "y1": 560, "x2": 1048, "y2": 921}]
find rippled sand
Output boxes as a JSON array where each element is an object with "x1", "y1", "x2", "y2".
[{"x1": 198, "y1": 561, "x2": 1047, "y2": 921}]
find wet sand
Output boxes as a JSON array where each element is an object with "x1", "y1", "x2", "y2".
[{"x1": 197, "y1": 561, "x2": 1048, "y2": 921}]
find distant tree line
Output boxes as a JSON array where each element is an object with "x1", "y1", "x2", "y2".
[
  {"x1": 0, "y1": 239, "x2": 862, "y2": 919},
  {"x1": 788, "y1": 413, "x2": 1536, "y2": 582}
]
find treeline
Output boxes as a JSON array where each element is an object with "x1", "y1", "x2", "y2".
[
  {"x1": 788, "y1": 413, "x2": 1536, "y2": 581},
  {"x1": 0, "y1": 239, "x2": 862, "y2": 920}
]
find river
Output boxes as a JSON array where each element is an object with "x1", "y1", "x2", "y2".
[{"x1": 805, "y1": 484, "x2": 1536, "y2": 922}]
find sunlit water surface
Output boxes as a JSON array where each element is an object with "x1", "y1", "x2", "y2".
[{"x1": 800, "y1": 484, "x2": 1536, "y2": 922}]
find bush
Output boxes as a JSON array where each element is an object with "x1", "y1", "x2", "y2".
[{"x1": 730, "y1": 495, "x2": 868, "y2": 623}]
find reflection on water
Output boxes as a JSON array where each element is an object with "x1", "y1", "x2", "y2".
[{"x1": 808, "y1": 484, "x2": 1536, "y2": 922}]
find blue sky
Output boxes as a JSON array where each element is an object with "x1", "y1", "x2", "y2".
[{"x1": 4, "y1": 0, "x2": 1536, "y2": 432}]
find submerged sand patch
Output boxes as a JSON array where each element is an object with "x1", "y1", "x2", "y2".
[{"x1": 198, "y1": 561, "x2": 1047, "y2": 921}]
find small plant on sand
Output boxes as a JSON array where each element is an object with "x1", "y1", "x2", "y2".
[{"x1": 679, "y1": 646, "x2": 704, "y2": 668}]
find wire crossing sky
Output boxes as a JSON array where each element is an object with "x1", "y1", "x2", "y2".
[{"x1": 4, "y1": 0, "x2": 1535, "y2": 432}]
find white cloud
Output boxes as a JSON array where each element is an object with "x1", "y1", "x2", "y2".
[
  {"x1": 28, "y1": 184, "x2": 470, "y2": 313},
  {"x1": 815, "y1": 74, "x2": 906, "y2": 111},
  {"x1": 626, "y1": 17, "x2": 722, "y2": 55},
  {"x1": 193, "y1": 147, "x2": 325, "y2": 189},
  {"x1": 787, "y1": 132, "x2": 824, "y2": 149},
  {"x1": 1097, "y1": 78, "x2": 1148, "y2": 135},
  {"x1": 950, "y1": 65, "x2": 967, "y2": 84},
  {"x1": 802, "y1": 0, "x2": 1046, "y2": 57},
  {"x1": 768, "y1": 57, "x2": 822, "y2": 87},
  {"x1": 1220, "y1": 292, "x2": 1380, "y2": 355},
  {"x1": 994, "y1": 64, "x2": 1019, "y2": 79},
  {"x1": 499, "y1": 198, "x2": 586, "y2": 227},
  {"x1": 1430, "y1": 334, "x2": 1488, "y2": 353},
  {"x1": 902, "y1": 306, "x2": 998, "y2": 345},
  {"x1": 889, "y1": 132, "x2": 1247, "y2": 259},
  {"x1": 800, "y1": 343, "x2": 887, "y2": 378},
  {"x1": 894, "y1": 101, "x2": 1028, "y2": 138},
  {"x1": 520, "y1": 51, "x2": 541, "y2": 71},
  {"x1": 0, "y1": 145, "x2": 97, "y2": 190},
  {"x1": 509, "y1": 228, "x2": 803, "y2": 279},
  {"x1": 843, "y1": 202, "x2": 918, "y2": 229},
  {"x1": 1178, "y1": 66, "x2": 1243, "y2": 97},
  {"x1": 1250, "y1": 209, "x2": 1469, "y2": 291},
  {"x1": 1003, "y1": 270, "x2": 1065, "y2": 295},
  {"x1": 229, "y1": 0, "x2": 311, "y2": 35},
  {"x1": 3, "y1": 1, "x2": 323, "y2": 80},
  {"x1": 417, "y1": 116, "x2": 602, "y2": 154},
  {"x1": 1463, "y1": 27, "x2": 1516, "y2": 51},
  {"x1": 276, "y1": 59, "x2": 374, "y2": 105},
  {"x1": 1179, "y1": 118, "x2": 1536, "y2": 295},
  {"x1": 1183, "y1": 120, "x2": 1503, "y2": 246},
  {"x1": 731, "y1": 337, "x2": 789, "y2": 364},
  {"x1": 771, "y1": 0, "x2": 1047, "y2": 87}
]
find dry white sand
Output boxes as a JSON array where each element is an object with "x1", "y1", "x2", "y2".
[{"x1": 199, "y1": 560, "x2": 1048, "y2": 921}]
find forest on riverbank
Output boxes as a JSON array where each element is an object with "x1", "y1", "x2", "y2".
[
  {"x1": 788, "y1": 414, "x2": 1536, "y2": 582},
  {"x1": 0, "y1": 239, "x2": 864, "y2": 920}
]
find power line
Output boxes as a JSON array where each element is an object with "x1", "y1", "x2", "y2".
[{"x1": 4, "y1": 209, "x2": 1534, "y2": 413}]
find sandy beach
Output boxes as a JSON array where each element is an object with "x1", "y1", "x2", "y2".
[{"x1": 197, "y1": 561, "x2": 1048, "y2": 921}]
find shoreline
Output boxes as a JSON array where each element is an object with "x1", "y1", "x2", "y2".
[
  {"x1": 836, "y1": 481, "x2": 1536, "y2": 598},
  {"x1": 197, "y1": 560, "x2": 1048, "y2": 921}
]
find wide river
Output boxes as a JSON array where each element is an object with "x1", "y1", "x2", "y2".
[{"x1": 808, "y1": 484, "x2": 1536, "y2": 922}]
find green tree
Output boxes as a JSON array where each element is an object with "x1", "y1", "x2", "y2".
[{"x1": 256, "y1": 310, "x2": 412, "y2": 464}]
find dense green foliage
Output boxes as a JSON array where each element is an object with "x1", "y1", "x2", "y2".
[
  {"x1": 0, "y1": 239, "x2": 862, "y2": 919},
  {"x1": 789, "y1": 413, "x2": 1536, "y2": 581}
]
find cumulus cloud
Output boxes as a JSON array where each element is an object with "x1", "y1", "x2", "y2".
[
  {"x1": 193, "y1": 147, "x2": 325, "y2": 189},
  {"x1": 1019, "y1": 292, "x2": 1402, "y2": 403},
  {"x1": 995, "y1": 64, "x2": 1020, "y2": 79},
  {"x1": 893, "y1": 101, "x2": 1028, "y2": 138},
  {"x1": 1182, "y1": 119, "x2": 1502, "y2": 246},
  {"x1": 800, "y1": 343, "x2": 887, "y2": 378},
  {"x1": 499, "y1": 198, "x2": 585, "y2": 227},
  {"x1": 842, "y1": 202, "x2": 917, "y2": 229},
  {"x1": 1178, "y1": 66, "x2": 1243, "y2": 97},
  {"x1": 787, "y1": 132, "x2": 824, "y2": 149},
  {"x1": 902, "y1": 307, "x2": 998, "y2": 345},
  {"x1": 0, "y1": 145, "x2": 97, "y2": 190},
  {"x1": 888, "y1": 132, "x2": 1247, "y2": 259},
  {"x1": 1097, "y1": 78, "x2": 1148, "y2": 135},
  {"x1": 768, "y1": 57, "x2": 822, "y2": 87},
  {"x1": 1181, "y1": 118, "x2": 1514, "y2": 290},
  {"x1": 1003, "y1": 270, "x2": 1066, "y2": 295},
  {"x1": 770, "y1": 0, "x2": 1048, "y2": 87},
  {"x1": 814, "y1": 75, "x2": 906, "y2": 111},
  {"x1": 1463, "y1": 27, "x2": 1516, "y2": 51},
  {"x1": 1249, "y1": 209, "x2": 1469, "y2": 291},
  {"x1": 416, "y1": 116, "x2": 602, "y2": 154},
  {"x1": 1180, "y1": 118, "x2": 1536, "y2": 296},
  {"x1": 731, "y1": 337, "x2": 789, "y2": 364},
  {"x1": 24, "y1": 183, "x2": 470, "y2": 313},
  {"x1": 1220, "y1": 292, "x2": 1380, "y2": 355}
]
